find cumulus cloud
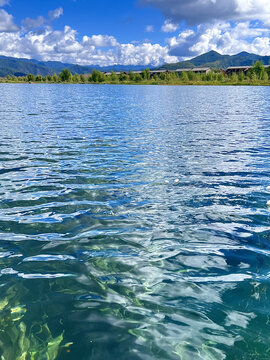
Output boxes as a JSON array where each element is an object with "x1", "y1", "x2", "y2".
[
  {"x1": 0, "y1": 9, "x2": 18, "y2": 32},
  {"x1": 82, "y1": 34, "x2": 119, "y2": 47},
  {"x1": 140, "y1": 0, "x2": 270, "y2": 60},
  {"x1": 161, "y1": 20, "x2": 178, "y2": 32},
  {"x1": 0, "y1": 26, "x2": 177, "y2": 66},
  {"x1": 116, "y1": 42, "x2": 177, "y2": 66},
  {"x1": 141, "y1": 0, "x2": 270, "y2": 26},
  {"x1": 0, "y1": 3, "x2": 176, "y2": 67},
  {"x1": 167, "y1": 22, "x2": 270, "y2": 58}
]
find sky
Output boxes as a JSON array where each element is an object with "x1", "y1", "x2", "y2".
[{"x1": 0, "y1": 0, "x2": 270, "y2": 66}]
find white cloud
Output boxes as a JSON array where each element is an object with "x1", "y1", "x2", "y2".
[
  {"x1": 49, "y1": 7, "x2": 63, "y2": 20},
  {"x1": 116, "y1": 42, "x2": 177, "y2": 66},
  {"x1": 0, "y1": 3, "x2": 177, "y2": 67},
  {"x1": 161, "y1": 20, "x2": 178, "y2": 33},
  {"x1": 141, "y1": 0, "x2": 270, "y2": 60},
  {"x1": 167, "y1": 22, "x2": 270, "y2": 58},
  {"x1": 145, "y1": 25, "x2": 154, "y2": 32},
  {"x1": 141, "y1": 0, "x2": 270, "y2": 26},
  {"x1": 0, "y1": 26, "x2": 178, "y2": 66},
  {"x1": 82, "y1": 34, "x2": 119, "y2": 47},
  {"x1": 0, "y1": 9, "x2": 18, "y2": 32}
]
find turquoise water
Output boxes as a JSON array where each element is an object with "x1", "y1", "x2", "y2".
[{"x1": 0, "y1": 84, "x2": 270, "y2": 359}]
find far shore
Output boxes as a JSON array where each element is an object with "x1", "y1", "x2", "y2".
[{"x1": 2, "y1": 61, "x2": 270, "y2": 86}]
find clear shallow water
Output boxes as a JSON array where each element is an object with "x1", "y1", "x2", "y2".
[{"x1": 0, "y1": 84, "x2": 270, "y2": 360}]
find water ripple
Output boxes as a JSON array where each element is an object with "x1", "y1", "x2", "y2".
[{"x1": 0, "y1": 84, "x2": 270, "y2": 359}]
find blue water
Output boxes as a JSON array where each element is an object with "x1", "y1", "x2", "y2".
[{"x1": 0, "y1": 84, "x2": 270, "y2": 360}]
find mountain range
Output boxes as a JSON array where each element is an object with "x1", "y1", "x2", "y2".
[
  {"x1": 158, "y1": 50, "x2": 270, "y2": 70},
  {"x1": 0, "y1": 50, "x2": 270, "y2": 77},
  {"x1": 0, "y1": 55, "x2": 145, "y2": 77}
]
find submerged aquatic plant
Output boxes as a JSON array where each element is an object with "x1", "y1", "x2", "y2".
[
  {"x1": 0, "y1": 291, "x2": 64, "y2": 360},
  {"x1": 0, "y1": 315, "x2": 63, "y2": 360}
]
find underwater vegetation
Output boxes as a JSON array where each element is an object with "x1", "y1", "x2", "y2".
[{"x1": 0, "y1": 284, "x2": 67, "y2": 360}]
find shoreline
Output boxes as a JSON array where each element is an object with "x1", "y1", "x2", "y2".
[
  {"x1": 1, "y1": 82, "x2": 270, "y2": 86},
  {"x1": 2, "y1": 62, "x2": 269, "y2": 86}
]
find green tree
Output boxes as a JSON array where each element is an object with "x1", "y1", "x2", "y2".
[
  {"x1": 46, "y1": 75, "x2": 52, "y2": 82},
  {"x1": 180, "y1": 71, "x2": 189, "y2": 82},
  {"x1": 159, "y1": 72, "x2": 166, "y2": 81},
  {"x1": 91, "y1": 70, "x2": 104, "y2": 82},
  {"x1": 187, "y1": 71, "x2": 195, "y2": 81},
  {"x1": 195, "y1": 73, "x2": 201, "y2": 82},
  {"x1": 35, "y1": 75, "x2": 42, "y2": 82},
  {"x1": 73, "y1": 73, "x2": 80, "y2": 83},
  {"x1": 206, "y1": 70, "x2": 214, "y2": 81},
  {"x1": 247, "y1": 69, "x2": 252, "y2": 79},
  {"x1": 142, "y1": 68, "x2": 150, "y2": 80},
  {"x1": 217, "y1": 72, "x2": 224, "y2": 82},
  {"x1": 91, "y1": 70, "x2": 98, "y2": 82},
  {"x1": 238, "y1": 71, "x2": 245, "y2": 82},
  {"x1": 168, "y1": 72, "x2": 178, "y2": 82},
  {"x1": 231, "y1": 73, "x2": 238, "y2": 83},
  {"x1": 110, "y1": 71, "x2": 118, "y2": 82},
  {"x1": 27, "y1": 74, "x2": 35, "y2": 82},
  {"x1": 263, "y1": 71, "x2": 268, "y2": 82},
  {"x1": 52, "y1": 74, "x2": 59, "y2": 82},
  {"x1": 98, "y1": 72, "x2": 106, "y2": 82},
  {"x1": 88, "y1": 74, "x2": 93, "y2": 82},
  {"x1": 129, "y1": 71, "x2": 135, "y2": 81},
  {"x1": 59, "y1": 69, "x2": 72, "y2": 82},
  {"x1": 251, "y1": 72, "x2": 257, "y2": 83},
  {"x1": 119, "y1": 72, "x2": 128, "y2": 82},
  {"x1": 134, "y1": 74, "x2": 142, "y2": 82},
  {"x1": 80, "y1": 74, "x2": 86, "y2": 83},
  {"x1": 252, "y1": 60, "x2": 265, "y2": 79}
]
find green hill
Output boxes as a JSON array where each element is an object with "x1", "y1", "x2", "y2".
[
  {"x1": 157, "y1": 50, "x2": 270, "y2": 70},
  {"x1": 0, "y1": 57, "x2": 54, "y2": 77},
  {"x1": 0, "y1": 55, "x2": 145, "y2": 77}
]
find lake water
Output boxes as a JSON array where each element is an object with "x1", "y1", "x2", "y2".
[{"x1": 0, "y1": 84, "x2": 270, "y2": 360}]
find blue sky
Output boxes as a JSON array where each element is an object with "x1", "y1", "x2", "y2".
[
  {"x1": 0, "y1": 0, "x2": 270, "y2": 66},
  {"x1": 12, "y1": 0, "x2": 166, "y2": 44}
]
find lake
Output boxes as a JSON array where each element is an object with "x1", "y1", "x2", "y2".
[{"x1": 0, "y1": 84, "x2": 270, "y2": 360}]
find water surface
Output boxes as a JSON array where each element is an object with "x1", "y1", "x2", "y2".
[{"x1": 0, "y1": 84, "x2": 270, "y2": 360}]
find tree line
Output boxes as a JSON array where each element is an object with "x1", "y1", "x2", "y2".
[{"x1": 2, "y1": 61, "x2": 270, "y2": 85}]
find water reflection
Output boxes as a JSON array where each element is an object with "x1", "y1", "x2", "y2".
[{"x1": 0, "y1": 84, "x2": 270, "y2": 359}]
